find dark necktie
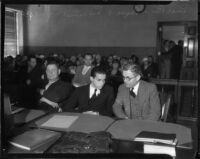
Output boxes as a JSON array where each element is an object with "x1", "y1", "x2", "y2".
[
  {"x1": 90, "y1": 89, "x2": 97, "y2": 100},
  {"x1": 130, "y1": 88, "x2": 136, "y2": 98}
]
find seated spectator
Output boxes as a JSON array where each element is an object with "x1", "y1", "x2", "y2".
[
  {"x1": 60, "y1": 61, "x2": 76, "y2": 83},
  {"x1": 62, "y1": 66, "x2": 115, "y2": 117},
  {"x1": 129, "y1": 54, "x2": 139, "y2": 64},
  {"x1": 107, "y1": 59, "x2": 123, "y2": 97},
  {"x1": 120, "y1": 57, "x2": 128, "y2": 71},
  {"x1": 141, "y1": 57, "x2": 150, "y2": 81},
  {"x1": 72, "y1": 53, "x2": 94, "y2": 87},
  {"x1": 17, "y1": 55, "x2": 44, "y2": 108},
  {"x1": 141, "y1": 56, "x2": 158, "y2": 81},
  {"x1": 93, "y1": 54, "x2": 103, "y2": 67},
  {"x1": 39, "y1": 60, "x2": 73, "y2": 112},
  {"x1": 70, "y1": 55, "x2": 77, "y2": 66},
  {"x1": 112, "y1": 62, "x2": 161, "y2": 121},
  {"x1": 148, "y1": 55, "x2": 158, "y2": 78}
]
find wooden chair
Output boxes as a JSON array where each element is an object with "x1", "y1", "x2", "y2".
[{"x1": 160, "y1": 93, "x2": 172, "y2": 122}]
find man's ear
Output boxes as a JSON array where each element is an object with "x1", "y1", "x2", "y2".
[
  {"x1": 90, "y1": 76, "x2": 93, "y2": 82},
  {"x1": 136, "y1": 75, "x2": 141, "y2": 81},
  {"x1": 58, "y1": 69, "x2": 61, "y2": 75}
]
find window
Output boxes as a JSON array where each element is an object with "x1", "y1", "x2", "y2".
[{"x1": 4, "y1": 7, "x2": 23, "y2": 57}]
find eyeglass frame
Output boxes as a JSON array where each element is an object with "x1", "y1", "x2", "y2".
[{"x1": 122, "y1": 75, "x2": 138, "y2": 81}]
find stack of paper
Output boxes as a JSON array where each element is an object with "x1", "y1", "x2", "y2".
[
  {"x1": 143, "y1": 143, "x2": 176, "y2": 157},
  {"x1": 134, "y1": 131, "x2": 177, "y2": 157},
  {"x1": 9, "y1": 129, "x2": 61, "y2": 151},
  {"x1": 134, "y1": 131, "x2": 177, "y2": 145}
]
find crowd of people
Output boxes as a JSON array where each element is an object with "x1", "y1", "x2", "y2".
[{"x1": 4, "y1": 52, "x2": 161, "y2": 120}]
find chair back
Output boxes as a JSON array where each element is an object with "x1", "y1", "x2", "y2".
[{"x1": 160, "y1": 93, "x2": 171, "y2": 122}]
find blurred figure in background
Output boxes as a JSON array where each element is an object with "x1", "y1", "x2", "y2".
[
  {"x1": 160, "y1": 40, "x2": 171, "y2": 79},
  {"x1": 72, "y1": 53, "x2": 94, "y2": 87},
  {"x1": 170, "y1": 40, "x2": 183, "y2": 79},
  {"x1": 107, "y1": 59, "x2": 123, "y2": 97}
]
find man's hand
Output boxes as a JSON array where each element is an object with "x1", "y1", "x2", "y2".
[
  {"x1": 72, "y1": 82, "x2": 80, "y2": 88},
  {"x1": 40, "y1": 97, "x2": 59, "y2": 109},
  {"x1": 26, "y1": 79, "x2": 31, "y2": 85},
  {"x1": 40, "y1": 89, "x2": 45, "y2": 95}
]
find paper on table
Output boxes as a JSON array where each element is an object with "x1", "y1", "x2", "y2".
[{"x1": 41, "y1": 115, "x2": 79, "y2": 129}]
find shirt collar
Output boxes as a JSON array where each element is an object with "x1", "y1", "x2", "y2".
[
  {"x1": 131, "y1": 81, "x2": 140, "y2": 96},
  {"x1": 90, "y1": 84, "x2": 100, "y2": 97}
]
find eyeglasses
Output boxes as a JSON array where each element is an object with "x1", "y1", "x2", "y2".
[{"x1": 123, "y1": 76, "x2": 137, "y2": 81}]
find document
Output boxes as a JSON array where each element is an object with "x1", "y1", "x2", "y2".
[
  {"x1": 41, "y1": 115, "x2": 79, "y2": 129},
  {"x1": 9, "y1": 129, "x2": 61, "y2": 151}
]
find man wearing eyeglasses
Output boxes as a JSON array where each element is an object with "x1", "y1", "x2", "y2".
[{"x1": 112, "y1": 62, "x2": 161, "y2": 121}]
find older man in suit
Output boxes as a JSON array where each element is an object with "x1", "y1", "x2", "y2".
[
  {"x1": 112, "y1": 62, "x2": 161, "y2": 121},
  {"x1": 62, "y1": 66, "x2": 115, "y2": 117}
]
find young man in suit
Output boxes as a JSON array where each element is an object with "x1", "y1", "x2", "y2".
[
  {"x1": 62, "y1": 66, "x2": 115, "y2": 117},
  {"x1": 112, "y1": 62, "x2": 161, "y2": 121}
]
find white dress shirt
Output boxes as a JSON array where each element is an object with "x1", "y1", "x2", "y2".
[
  {"x1": 130, "y1": 81, "x2": 140, "y2": 96},
  {"x1": 89, "y1": 84, "x2": 100, "y2": 98}
]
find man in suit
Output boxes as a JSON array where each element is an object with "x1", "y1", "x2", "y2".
[
  {"x1": 112, "y1": 62, "x2": 161, "y2": 121},
  {"x1": 72, "y1": 53, "x2": 94, "y2": 87},
  {"x1": 62, "y1": 66, "x2": 115, "y2": 117},
  {"x1": 39, "y1": 59, "x2": 73, "y2": 112}
]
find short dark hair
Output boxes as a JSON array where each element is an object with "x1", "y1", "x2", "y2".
[
  {"x1": 46, "y1": 59, "x2": 60, "y2": 69},
  {"x1": 91, "y1": 66, "x2": 107, "y2": 78},
  {"x1": 84, "y1": 53, "x2": 93, "y2": 58},
  {"x1": 28, "y1": 55, "x2": 36, "y2": 61},
  {"x1": 122, "y1": 62, "x2": 143, "y2": 77}
]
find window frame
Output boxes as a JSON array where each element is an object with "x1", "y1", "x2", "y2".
[{"x1": 4, "y1": 7, "x2": 23, "y2": 57}]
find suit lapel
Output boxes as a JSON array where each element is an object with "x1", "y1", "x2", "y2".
[{"x1": 86, "y1": 85, "x2": 90, "y2": 101}]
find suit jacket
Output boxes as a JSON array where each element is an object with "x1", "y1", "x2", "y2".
[
  {"x1": 72, "y1": 65, "x2": 93, "y2": 87},
  {"x1": 39, "y1": 79, "x2": 73, "y2": 112},
  {"x1": 112, "y1": 80, "x2": 161, "y2": 121},
  {"x1": 62, "y1": 84, "x2": 115, "y2": 117}
]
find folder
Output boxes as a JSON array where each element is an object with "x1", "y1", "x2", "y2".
[{"x1": 9, "y1": 129, "x2": 61, "y2": 151}]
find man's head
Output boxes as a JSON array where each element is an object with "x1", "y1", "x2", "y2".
[
  {"x1": 83, "y1": 53, "x2": 93, "y2": 66},
  {"x1": 90, "y1": 66, "x2": 107, "y2": 90},
  {"x1": 169, "y1": 40, "x2": 176, "y2": 49},
  {"x1": 95, "y1": 54, "x2": 102, "y2": 63},
  {"x1": 178, "y1": 40, "x2": 183, "y2": 47},
  {"x1": 112, "y1": 59, "x2": 120, "y2": 69},
  {"x1": 122, "y1": 62, "x2": 142, "y2": 88},
  {"x1": 46, "y1": 60, "x2": 61, "y2": 82},
  {"x1": 148, "y1": 55, "x2": 153, "y2": 64},
  {"x1": 28, "y1": 55, "x2": 37, "y2": 68}
]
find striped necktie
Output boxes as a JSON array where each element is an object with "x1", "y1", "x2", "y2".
[{"x1": 130, "y1": 88, "x2": 136, "y2": 98}]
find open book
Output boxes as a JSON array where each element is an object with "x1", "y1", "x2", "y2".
[
  {"x1": 9, "y1": 129, "x2": 61, "y2": 151},
  {"x1": 134, "y1": 131, "x2": 177, "y2": 145}
]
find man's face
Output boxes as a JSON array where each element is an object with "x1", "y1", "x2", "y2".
[
  {"x1": 46, "y1": 64, "x2": 60, "y2": 81},
  {"x1": 122, "y1": 70, "x2": 140, "y2": 88},
  {"x1": 28, "y1": 58, "x2": 37, "y2": 68},
  {"x1": 84, "y1": 55, "x2": 93, "y2": 66},
  {"x1": 90, "y1": 73, "x2": 106, "y2": 90}
]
